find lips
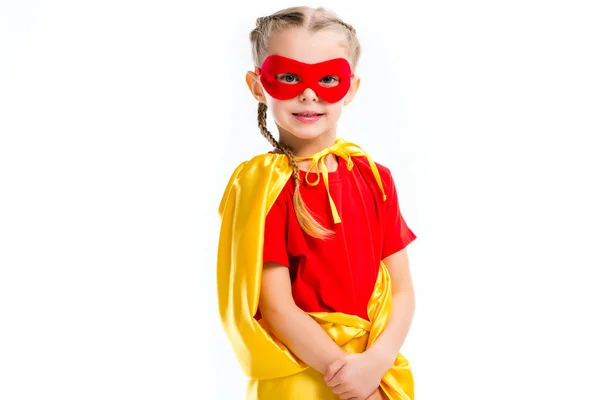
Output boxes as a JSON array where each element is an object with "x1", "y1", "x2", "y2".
[
  {"x1": 292, "y1": 112, "x2": 324, "y2": 124},
  {"x1": 292, "y1": 111, "x2": 324, "y2": 117}
]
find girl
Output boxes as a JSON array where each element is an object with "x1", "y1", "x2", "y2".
[{"x1": 217, "y1": 6, "x2": 417, "y2": 400}]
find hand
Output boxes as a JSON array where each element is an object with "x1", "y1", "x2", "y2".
[
  {"x1": 367, "y1": 387, "x2": 386, "y2": 400},
  {"x1": 323, "y1": 353, "x2": 386, "y2": 400},
  {"x1": 364, "y1": 388, "x2": 385, "y2": 400}
]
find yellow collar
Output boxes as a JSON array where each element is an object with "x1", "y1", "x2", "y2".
[{"x1": 295, "y1": 138, "x2": 387, "y2": 224}]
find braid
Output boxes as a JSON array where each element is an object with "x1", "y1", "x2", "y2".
[
  {"x1": 256, "y1": 103, "x2": 334, "y2": 240},
  {"x1": 335, "y1": 18, "x2": 356, "y2": 34},
  {"x1": 257, "y1": 103, "x2": 279, "y2": 149}
]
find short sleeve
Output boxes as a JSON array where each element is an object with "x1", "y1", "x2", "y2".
[
  {"x1": 263, "y1": 191, "x2": 291, "y2": 268},
  {"x1": 381, "y1": 172, "x2": 417, "y2": 259}
]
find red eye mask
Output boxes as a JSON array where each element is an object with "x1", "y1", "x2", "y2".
[{"x1": 254, "y1": 55, "x2": 353, "y2": 103}]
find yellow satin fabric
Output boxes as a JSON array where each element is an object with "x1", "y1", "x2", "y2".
[
  {"x1": 295, "y1": 138, "x2": 387, "y2": 224},
  {"x1": 247, "y1": 262, "x2": 413, "y2": 400},
  {"x1": 217, "y1": 138, "x2": 413, "y2": 399}
]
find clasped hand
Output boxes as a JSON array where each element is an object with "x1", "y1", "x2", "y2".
[{"x1": 323, "y1": 351, "x2": 388, "y2": 400}]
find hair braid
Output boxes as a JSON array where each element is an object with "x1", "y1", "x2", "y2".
[
  {"x1": 257, "y1": 103, "x2": 279, "y2": 149},
  {"x1": 256, "y1": 103, "x2": 334, "y2": 240},
  {"x1": 334, "y1": 18, "x2": 356, "y2": 34}
]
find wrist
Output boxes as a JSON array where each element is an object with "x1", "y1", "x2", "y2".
[{"x1": 367, "y1": 344, "x2": 396, "y2": 374}]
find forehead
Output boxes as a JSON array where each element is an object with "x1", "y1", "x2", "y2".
[{"x1": 267, "y1": 27, "x2": 350, "y2": 65}]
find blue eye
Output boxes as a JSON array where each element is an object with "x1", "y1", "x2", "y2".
[
  {"x1": 276, "y1": 74, "x2": 300, "y2": 84},
  {"x1": 320, "y1": 76, "x2": 340, "y2": 86}
]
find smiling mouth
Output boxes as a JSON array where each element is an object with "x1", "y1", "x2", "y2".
[{"x1": 292, "y1": 112, "x2": 324, "y2": 116}]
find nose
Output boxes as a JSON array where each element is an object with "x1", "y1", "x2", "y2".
[{"x1": 299, "y1": 87, "x2": 318, "y2": 102}]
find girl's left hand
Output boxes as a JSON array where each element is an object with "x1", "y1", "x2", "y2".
[
  {"x1": 323, "y1": 353, "x2": 387, "y2": 400},
  {"x1": 368, "y1": 388, "x2": 386, "y2": 400}
]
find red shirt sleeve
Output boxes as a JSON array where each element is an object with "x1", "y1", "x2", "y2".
[
  {"x1": 263, "y1": 190, "x2": 291, "y2": 268},
  {"x1": 382, "y1": 171, "x2": 417, "y2": 259}
]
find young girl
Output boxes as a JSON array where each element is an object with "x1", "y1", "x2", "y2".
[{"x1": 217, "y1": 6, "x2": 417, "y2": 400}]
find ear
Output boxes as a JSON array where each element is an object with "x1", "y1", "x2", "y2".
[
  {"x1": 245, "y1": 71, "x2": 267, "y2": 104},
  {"x1": 343, "y1": 75, "x2": 360, "y2": 106}
]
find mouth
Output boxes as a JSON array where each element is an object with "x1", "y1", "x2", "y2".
[
  {"x1": 292, "y1": 112, "x2": 324, "y2": 117},
  {"x1": 292, "y1": 112, "x2": 324, "y2": 124}
]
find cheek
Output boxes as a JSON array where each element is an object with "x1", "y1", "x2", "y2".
[
  {"x1": 264, "y1": 95, "x2": 276, "y2": 109},
  {"x1": 266, "y1": 99, "x2": 295, "y2": 126},
  {"x1": 326, "y1": 102, "x2": 344, "y2": 116},
  {"x1": 266, "y1": 97, "x2": 286, "y2": 111},
  {"x1": 268, "y1": 99, "x2": 296, "y2": 119}
]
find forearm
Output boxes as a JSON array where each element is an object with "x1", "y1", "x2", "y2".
[
  {"x1": 368, "y1": 289, "x2": 415, "y2": 367},
  {"x1": 262, "y1": 305, "x2": 347, "y2": 374}
]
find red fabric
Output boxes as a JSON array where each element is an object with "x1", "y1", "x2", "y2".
[
  {"x1": 255, "y1": 55, "x2": 353, "y2": 103},
  {"x1": 261, "y1": 155, "x2": 416, "y2": 321}
]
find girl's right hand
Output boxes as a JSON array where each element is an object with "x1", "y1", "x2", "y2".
[{"x1": 325, "y1": 353, "x2": 386, "y2": 400}]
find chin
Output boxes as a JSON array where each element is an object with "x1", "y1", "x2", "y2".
[
  {"x1": 273, "y1": 117, "x2": 324, "y2": 140},
  {"x1": 283, "y1": 125, "x2": 328, "y2": 141},
  {"x1": 287, "y1": 129, "x2": 326, "y2": 140}
]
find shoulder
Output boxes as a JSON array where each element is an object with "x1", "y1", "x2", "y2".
[
  {"x1": 374, "y1": 160, "x2": 393, "y2": 181},
  {"x1": 218, "y1": 152, "x2": 292, "y2": 218},
  {"x1": 227, "y1": 152, "x2": 285, "y2": 173},
  {"x1": 224, "y1": 152, "x2": 290, "y2": 184},
  {"x1": 352, "y1": 155, "x2": 394, "y2": 187}
]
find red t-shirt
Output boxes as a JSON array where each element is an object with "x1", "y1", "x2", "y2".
[{"x1": 261, "y1": 155, "x2": 416, "y2": 321}]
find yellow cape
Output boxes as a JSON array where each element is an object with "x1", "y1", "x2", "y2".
[{"x1": 217, "y1": 139, "x2": 414, "y2": 399}]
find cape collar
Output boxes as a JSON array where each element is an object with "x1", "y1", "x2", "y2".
[{"x1": 293, "y1": 138, "x2": 387, "y2": 224}]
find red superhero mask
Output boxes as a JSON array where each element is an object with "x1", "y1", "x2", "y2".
[{"x1": 254, "y1": 55, "x2": 353, "y2": 103}]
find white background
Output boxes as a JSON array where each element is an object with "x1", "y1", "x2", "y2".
[{"x1": 1, "y1": 0, "x2": 599, "y2": 399}]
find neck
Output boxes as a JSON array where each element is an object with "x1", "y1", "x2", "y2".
[{"x1": 277, "y1": 125, "x2": 340, "y2": 172}]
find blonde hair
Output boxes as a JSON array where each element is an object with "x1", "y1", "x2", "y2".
[{"x1": 250, "y1": 6, "x2": 361, "y2": 240}]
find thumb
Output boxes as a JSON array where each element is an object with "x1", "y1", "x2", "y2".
[{"x1": 323, "y1": 358, "x2": 346, "y2": 382}]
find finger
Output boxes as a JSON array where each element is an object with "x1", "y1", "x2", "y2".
[
  {"x1": 327, "y1": 368, "x2": 346, "y2": 387},
  {"x1": 331, "y1": 383, "x2": 348, "y2": 395},
  {"x1": 337, "y1": 390, "x2": 354, "y2": 400},
  {"x1": 324, "y1": 359, "x2": 346, "y2": 382}
]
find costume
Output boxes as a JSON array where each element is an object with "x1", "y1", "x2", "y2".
[
  {"x1": 262, "y1": 151, "x2": 416, "y2": 322},
  {"x1": 216, "y1": 138, "x2": 417, "y2": 400}
]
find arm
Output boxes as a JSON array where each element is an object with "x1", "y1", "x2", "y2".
[
  {"x1": 259, "y1": 262, "x2": 347, "y2": 374},
  {"x1": 324, "y1": 170, "x2": 416, "y2": 399},
  {"x1": 368, "y1": 170, "x2": 417, "y2": 369},
  {"x1": 324, "y1": 249, "x2": 415, "y2": 399},
  {"x1": 366, "y1": 247, "x2": 416, "y2": 370}
]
